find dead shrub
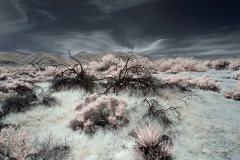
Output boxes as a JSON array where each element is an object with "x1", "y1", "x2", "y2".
[
  {"x1": 1, "y1": 95, "x2": 37, "y2": 117},
  {"x1": 26, "y1": 135, "x2": 71, "y2": 160},
  {"x1": 142, "y1": 99, "x2": 181, "y2": 128},
  {"x1": 50, "y1": 51, "x2": 96, "y2": 92},
  {"x1": 214, "y1": 60, "x2": 230, "y2": 70},
  {"x1": 102, "y1": 56, "x2": 164, "y2": 96}
]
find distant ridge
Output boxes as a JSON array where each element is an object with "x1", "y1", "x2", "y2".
[
  {"x1": 0, "y1": 52, "x2": 27, "y2": 61},
  {"x1": 0, "y1": 52, "x2": 26, "y2": 66},
  {"x1": 0, "y1": 51, "x2": 156, "y2": 66},
  {"x1": 19, "y1": 52, "x2": 72, "y2": 66},
  {"x1": 73, "y1": 51, "x2": 96, "y2": 63}
]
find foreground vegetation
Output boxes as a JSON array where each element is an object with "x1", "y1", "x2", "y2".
[{"x1": 0, "y1": 53, "x2": 240, "y2": 159}]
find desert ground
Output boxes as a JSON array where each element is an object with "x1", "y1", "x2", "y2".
[{"x1": 0, "y1": 52, "x2": 240, "y2": 160}]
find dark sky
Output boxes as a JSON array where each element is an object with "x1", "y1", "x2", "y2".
[{"x1": 0, "y1": 0, "x2": 240, "y2": 56}]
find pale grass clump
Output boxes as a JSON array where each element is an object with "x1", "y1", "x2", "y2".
[
  {"x1": 224, "y1": 89, "x2": 240, "y2": 100},
  {"x1": 233, "y1": 71, "x2": 240, "y2": 80},
  {"x1": 133, "y1": 122, "x2": 172, "y2": 160},
  {"x1": 69, "y1": 94, "x2": 128, "y2": 134},
  {"x1": 0, "y1": 126, "x2": 38, "y2": 160}
]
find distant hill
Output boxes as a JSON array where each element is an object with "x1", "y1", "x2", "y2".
[
  {"x1": 19, "y1": 52, "x2": 72, "y2": 66},
  {"x1": 73, "y1": 51, "x2": 97, "y2": 63},
  {"x1": 0, "y1": 51, "x2": 158, "y2": 66},
  {"x1": 0, "y1": 52, "x2": 27, "y2": 66}
]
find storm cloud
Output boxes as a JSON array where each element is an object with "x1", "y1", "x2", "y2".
[{"x1": 0, "y1": 0, "x2": 240, "y2": 56}]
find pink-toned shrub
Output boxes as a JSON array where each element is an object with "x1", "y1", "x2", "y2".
[
  {"x1": 0, "y1": 90, "x2": 16, "y2": 102},
  {"x1": 0, "y1": 73, "x2": 14, "y2": 80},
  {"x1": 86, "y1": 54, "x2": 126, "y2": 79},
  {"x1": 133, "y1": 122, "x2": 172, "y2": 160},
  {"x1": 233, "y1": 71, "x2": 240, "y2": 80},
  {"x1": 88, "y1": 54, "x2": 122, "y2": 72},
  {"x1": 163, "y1": 75, "x2": 191, "y2": 90},
  {"x1": 103, "y1": 65, "x2": 122, "y2": 78},
  {"x1": 0, "y1": 126, "x2": 38, "y2": 160},
  {"x1": 3, "y1": 79, "x2": 33, "y2": 90},
  {"x1": 163, "y1": 74, "x2": 220, "y2": 91},
  {"x1": 202, "y1": 60, "x2": 213, "y2": 68},
  {"x1": 224, "y1": 89, "x2": 240, "y2": 100},
  {"x1": 163, "y1": 75, "x2": 192, "y2": 85},
  {"x1": 229, "y1": 60, "x2": 240, "y2": 71},
  {"x1": 154, "y1": 57, "x2": 207, "y2": 72},
  {"x1": 75, "y1": 93, "x2": 98, "y2": 110},
  {"x1": 70, "y1": 94, "x2": 128, "y2": 134},
  {"x1": 188, "y1": 74, "x2": 220, "y2": 91},
  {"x1": 235, "y1": 82, "x2": 240, "y2": 88}
]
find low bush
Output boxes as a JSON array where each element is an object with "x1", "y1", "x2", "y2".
[
  {"x1": 0, "y1": 73, "x2": 14, "y2": 80},
  {"x1": 229, "y1": 60, "x2": 240, "y2": 71},
  {"x1": 154, "y1": 57, "x2": 207, "y2": 72},
  {"x1": 1, "y1": 95, "x2": 37, "y2": 117},
  {"x1": 233, "y1": 71, "x2": 240, "y2": 80},
  {"x1": 213, "y1": 60, "x2": 230, "y2": 70},
  {"x1": 188, "y1": 74, "x2": 220, "y2": 92},
  {"x1": 162, "y1": 75, "x2": 191, "y2": 92},
  {"x1": 69, "y1": 94, "x2": 129, "y2": 135},
  {"x1": 0, "y1": 126, "x2": 71, "y2": 160},
  {"x1": 224, "y1": 89, "x2": 240, "y2": 101},
  {"x1": 41, "y1": 94, "x2": 58, "y2": 107},
  {"x1": 163, "y1": 74, "x2": 220, "y2": 92},
  {"x1": 0, "y1": 126, "x2": 38, "y2": 160},
  {"x1": 3, "y1": 79, "x2": 33, "y2": 90},
  {"x1": 14, "y1": 85, "x2": 35, "y2": 97}
]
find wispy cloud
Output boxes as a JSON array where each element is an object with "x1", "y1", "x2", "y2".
[
  {"x1": 0, "y1": 0, "x2": 29, "y2": 35},
  {"x1": 158, "y1": 31, "x2": 240, "y2": 56},
  {"x1": 37, "y1": 10, "x2": 58, "y2": 22},
  {"x1": 133, "y1": 39, "x2": 165, "y2": 54},
  {"x1": 89, "y1": 0, "x2": 157, "y2": 12},
  {"x1": 26, "y1": 31, "x2": 128, "y2": 55}
]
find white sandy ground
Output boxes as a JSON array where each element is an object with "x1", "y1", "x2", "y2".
[{"x1": 1, "y1": 69, "x2": 240, "y2": 160}]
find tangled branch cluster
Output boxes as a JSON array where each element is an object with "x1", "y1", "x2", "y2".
[
  {"x1": 50, "y1": 51, "x2": 96, "y2": 92},
  {"x1": 103, "y1": 57, "x2": 163, "y2": 96}
]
